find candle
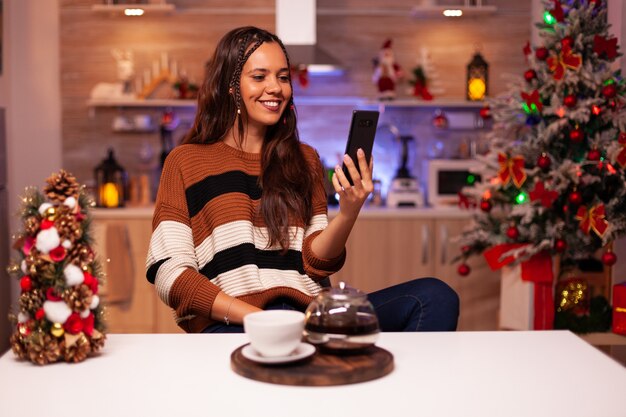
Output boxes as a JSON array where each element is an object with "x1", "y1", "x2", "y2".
[
  {"x1": 152, "y1": 60, "x2": 160, "y2": 79},
  {"x1": 101, "y1": 183, "x2": 120, "y2": 208},
  {"x1": 171, "y1": 60, "x2": 178, "y2": 79},
  {"x1": 143, "y1": 69, "x2": 151, "y2": 86}
]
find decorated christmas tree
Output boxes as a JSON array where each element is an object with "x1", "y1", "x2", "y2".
[
  {"x1": 7, "y1": 170, "x2": 106, "y2": 365},
  {"x1": 455, "y1": 0, "x2": 624, "y2": 329}
]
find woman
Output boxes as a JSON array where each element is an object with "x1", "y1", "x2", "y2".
[{"x1": 146, "y1": 26, "x2": 459, "y2": 333}]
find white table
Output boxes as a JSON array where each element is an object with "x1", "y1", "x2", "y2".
[{"x1": 1, "y1": 331, "x2": 624, "y2": 417}]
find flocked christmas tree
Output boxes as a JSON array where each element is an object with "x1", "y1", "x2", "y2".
[
  {"x1": 7, "y1": 170, "x2": 106, "y2": 365},
  {"x1": 456, "y1": 0, "x2": 624, "y2": 275}
]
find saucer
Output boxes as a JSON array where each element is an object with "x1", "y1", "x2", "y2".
[{"x1": 241, "y1": 342, "x2": 316, "y2": 364}]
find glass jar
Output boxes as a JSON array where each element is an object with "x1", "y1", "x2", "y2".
[{"x1": 304, "y1": 283, "x2": 380, "y2": 353}]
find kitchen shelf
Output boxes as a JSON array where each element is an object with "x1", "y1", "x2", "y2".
[
  {"x1": 411, "y1": 5, "x2": 497, "y2": 19},
  {"x1": 87, "y1": 98, "x2": 196, "y2": 108},
  {"x1": 362, "y1": 98, "x2": 487, "y2": 109},
  {"x1": 91, "y1": 3, "x2": 176, "y2": 15}
]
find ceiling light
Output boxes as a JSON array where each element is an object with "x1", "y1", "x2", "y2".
[
  {"x1": 124, "y1": 8, "x2": 145, "y2": 16},
  {"x1": 443, "y1": 9, "x2": 463, "y2": 17}
]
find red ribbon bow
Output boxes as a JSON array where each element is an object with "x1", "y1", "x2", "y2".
[
  {"x1": 498, "y1": 153, "x2": 527, "y2": 188},
  {"x1": 549, "y1": 0, "x2": 565, "y2": 22},
  {"x1": 575, "y1": 203, "x2": 609, "y2": 237},
  {"x1": 547, "y1": 45, "x2": 582, "y2": 81},
  {"x1": 593, "y1": 35, "x2": 618, "y2": 60},
  {"x1": 521, "y1": 90, "x2": 543, "y2": 113},
  {"x1": 529, "y1": 181, "x2": 559, "y2": 208}
]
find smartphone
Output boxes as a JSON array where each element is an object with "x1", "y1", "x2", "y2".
[{"x1": 342, "y1": 110, "x2": 380, "y2": 185}]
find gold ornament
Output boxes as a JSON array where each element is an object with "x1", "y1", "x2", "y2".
[
  {"x1": 51, "y1": 323, "x2": 65, "y2": 338},
  {"x1": 44, "y1": 206, "x2": 57, "y2": 221}
]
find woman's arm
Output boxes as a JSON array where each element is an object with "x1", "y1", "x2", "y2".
[
  {"x1": 310, "y1": 148, "x2": 373, "y2": 259},
  {"x1": 210, "y1": 292, "x2": 262, "y2": 325}
]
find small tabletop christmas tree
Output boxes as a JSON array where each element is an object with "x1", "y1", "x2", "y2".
[{"x1": 7, "y1": 170, "x2": 106, "y2": 365}]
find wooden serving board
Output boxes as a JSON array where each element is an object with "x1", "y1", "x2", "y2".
[{"x1": 230, "y1": 344, "x2": 394, "y2": 386}]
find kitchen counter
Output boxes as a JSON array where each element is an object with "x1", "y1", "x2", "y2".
[{"x1": 91, "y1": 205, "x2": 475, "y2": 220}]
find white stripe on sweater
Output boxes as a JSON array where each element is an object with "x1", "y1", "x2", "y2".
[{"x1": 212, "y1": 265, "x2": 322, "y2": 298}]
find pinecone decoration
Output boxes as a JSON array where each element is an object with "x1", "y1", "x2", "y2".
[
  {"x1": 27, "y1": 332, "x2": 62, "y2": 365},
  {"x1": 44, "y1": 170, "x2": 79, "y2": 203},
  {"x1": 62, "y1": 333, "x2": 91, "y2": 363},
  {"x1": 89, "y1": 330, "x2": 106, "y2": 353},
  {"x1": 18, "y1": 288, "x2": 44, "y2": 313},
  {"x1": 9, "y1": 332, "x2": 28, "y2": 360},
  {"x1": 67, "y1": 243, "x2": 94, "y2": 268},
  {"x1": 63, "y1": 284, "x2": 93, "y2": 311},
  {"x1": 24, "y1": 216, "x2": 40, "y2": 236},
  {"x1": 24, "y1": 251, "x2": 55, "y2": 279},
  {"x1": 55, "y1": 206, "x2": 82, "y2": 243}
]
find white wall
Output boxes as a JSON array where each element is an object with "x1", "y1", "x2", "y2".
[{"x1": 0, "y1": 0, "x2": 62, "y2": 352}]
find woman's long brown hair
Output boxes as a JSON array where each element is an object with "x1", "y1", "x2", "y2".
[{"x1": 183, "y1": 26, "x2": 315, "y2": 252}]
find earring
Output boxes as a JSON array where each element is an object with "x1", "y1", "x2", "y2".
[{"x1": 237, "y1": 108, "x2": 241, "y2": 115}]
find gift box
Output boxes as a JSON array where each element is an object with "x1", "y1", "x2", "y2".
[
  {"x1": 485, "y1": 245, "x2": 555, "y2": 330},
  {"x1": 613, "y1": 283, "x2": 626, "y2": 336}
]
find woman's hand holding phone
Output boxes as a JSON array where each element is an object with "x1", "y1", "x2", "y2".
[{"x1": 332, "y1": 148, "x2": 374, "y2": 219}]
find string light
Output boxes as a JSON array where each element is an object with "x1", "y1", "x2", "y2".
[{"x1": 543, "y1": 11, "x2": 556, "y2": 25}]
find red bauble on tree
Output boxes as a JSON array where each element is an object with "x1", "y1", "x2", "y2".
[
  {"x1": 480, "y1": 199, "x2": 492, "y2": 212},
  {"x1": 602, "y1": 84, "x2": 617, "y2": 99},
  {"x1": 554, "y1": 238, "x2": 567, "y2": 253},
  {"x1": 561, "y1": 36, "x2": 574, "y2": 49},
  {"x1": 569, "y1": 190, "x2": 583, "y2": 205},
  {"x1": 524, "y1": 69, "x2": 537, "y2": 82},
  {"x1": 535, "y1": 47, "x2": 549, "y2": 61},
  {"x1": 479, "y1": 106, "x2": 491, "y2": 119},
  {"x1": 20, "y1": 276, "x2": 32, "y2": 292},
  {"x1": 602, "y1": 251, "x2": 617, "y2": 266},
  {"x1": 569, "y1": 128, "x2": 584, "y2": 143},
  {"x1": 537, "y1": 153, "x2": 551, "y2": 170},
  {"x1": 563, "y1": 94, "x2": 577, "y2": 108},
  {"x1": 588, "y1": 148, "x2": 601, "y2": 161},
  {"x1": 457, "y1": 263, "x2": 471, "y2": 276},
  {"x1": 506, "y1": 225, "x2": 520, "y2": 240}
]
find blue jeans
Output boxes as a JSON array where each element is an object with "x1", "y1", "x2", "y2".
[{"x1": 202, "y1": 277, "x2": 459, "y2": 333}]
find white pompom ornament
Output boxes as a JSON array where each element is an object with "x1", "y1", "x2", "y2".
[
  {"x1": 63, "y1": 196, "x2": 77, "y2": 209},
  {"x1": 43, "y1": 301, "x2": 72, "y2": 324},
  {"x1": 18, "y1": 312, "x2": 30, "y2": 323},
  {"x1": 62, "y1": 239, "x2": 72, "y2": 249},
  {"x1": 80, "y1": 309, "x2": 90, "y2": 319},
  {"x1": 20, "y1": 260, "x2": 27, "y2": 274},
  {"x1": 64, "y1": 263, "x2": 85, "y2": 286},
  {"x1": 38, "y1": 203, "x2": 53, "y2": 215},
  {"x1": 35, "y1": 227, "x2": 61, "y2": 254},
  {"x1": 90, "y1": 295, "x2": 100, "y2": 310}
]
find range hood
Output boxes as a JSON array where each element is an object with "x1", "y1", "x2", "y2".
[{"x1": 275, "y1": 0, "x2": 344, "y2": 75}]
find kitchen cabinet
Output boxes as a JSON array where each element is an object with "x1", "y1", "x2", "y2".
[{"x1": 92, "y1": 207, "x2": 499, "y2": 333}]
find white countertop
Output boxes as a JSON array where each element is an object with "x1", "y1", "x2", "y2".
[
  {"x1": 1, "y1": 331, "x2": 624, "y2": 417},
  {"x1": 91, "y1": 205, "x2": 474, "y2": 220}
]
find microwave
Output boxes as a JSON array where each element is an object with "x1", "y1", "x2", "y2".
[{"x1": 427, "y1": 159, "x2": 481, "y2": 206}]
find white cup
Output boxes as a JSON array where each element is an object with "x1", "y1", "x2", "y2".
[{"x1": 243, "y1": 310, "x2": 305, "y2": 357}]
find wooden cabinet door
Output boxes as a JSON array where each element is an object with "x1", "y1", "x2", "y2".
[
  {"x1": 434, "y1": 218, "x2": 501, "y2": 331},
  {"x1": 331, "y1": 217, "x2": 435, "y2": 293}
]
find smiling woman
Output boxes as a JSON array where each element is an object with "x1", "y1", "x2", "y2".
[{"x1": 145, "y1": 26, "x2": 459, "y2": 334}]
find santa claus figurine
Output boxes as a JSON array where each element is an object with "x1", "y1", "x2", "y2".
[{"x1": 372, "y1": 39, "x2": 404, "y2": 100}]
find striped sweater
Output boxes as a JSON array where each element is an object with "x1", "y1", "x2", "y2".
[{"x1": 146, "y1": 141, "x2": 345, "y2": 332}]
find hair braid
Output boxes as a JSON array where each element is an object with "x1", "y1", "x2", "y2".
[{"x1": 230, "y1": 36, "x2": 263, "y2": 114}]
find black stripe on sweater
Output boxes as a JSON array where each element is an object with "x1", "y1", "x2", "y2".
[
  {"x1": 146, "y1": 258, "x2": 170, "y2": 284},
  {"x1": 186, "y1": 171, "x2": 261, "y2": 218},
  {"x1": 199, "y1": 243, "x2": 305, "y2": 279}
]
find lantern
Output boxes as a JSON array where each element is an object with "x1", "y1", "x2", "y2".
[
  {"x1": 466, "y1": 51, "x2": 489, "y2": 101},
  {"x1": 94, "y1": 148, "x2": 128, "y2": 208}
]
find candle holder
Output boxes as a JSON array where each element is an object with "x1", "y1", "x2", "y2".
[{"x1": 94, "y1": 148, "x2": 128, "y2": 208}]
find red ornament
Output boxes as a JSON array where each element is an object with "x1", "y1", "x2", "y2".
[
  {"x1": 569, "y1": 128, "x2": 584, "y2": 143},
  {"x1": 506, "y1": 226, "x2": 520, "y2": 240},
  {"x1": 554, "y1": 239, "x2": 567, "y2": 253},
  {"x1": 569, "y1": 190, "x2": 583, "y2": 205},
  {"x1": 46, "y1": 287, "x2": 62, "y2": 301},
  {"x1": 561, "y1": 36, "x2": 574, "y2": 49},
  {"x1": 588, "y1": 149, "x2": 601, "y2": 161},
  {"x1": 49, "y1": 246, "x2": 66, "y2": 262},
  {"x1": 563, "y1": 94, "x2": 577, "y2": 108},
  {"x1": 480, "y1": 199, "x2": 492, "y2": 212},
  {"x1": 20, "y1": 276, "x2": 32, "y2": 292},
  {"x1": 479, "y1": 106, "x2": 491, "y2": 119},
  {"x1": 40, "y1": 219, "x2": 55, "y2": 230},
  {"x1": 461, "y1": 245, "x2": 471, "y2": 253},
  {"x1": 593, "y1": 35, "x2": 618, "y2": 60},
  {"x1": 432, "y1": 110, "x2": 448, "y2": 129},
  {"x1": 535, "y1": 47, "x2": 549, "y2": 61},
  {"x1": 602, "y1": 251, "x2": 617, "y2": 266},
  {"x1": 537, "y1": 153, "x2": 551, "y2": 170},
  {"x1": 63, "y1": 313, "x2": 84, "y2": 335},
  {"x1": 35, "y1": 308, "x2": 45, "y2": 321},
  {"x1": 591, "y1": 105, "x2": 602, "y2": 116},
  {"x1": 602, "y1": 84, "x2": 617, "y2": 99},
  {"x1": 82, "y1": 314, "x2": 95, "y2": 337},
  {"x1": 83, "y1": 272, "x2": 99, "y2": 295},
  {"x1": 457, "y1": 263, "x2": 471, "y2": 276},
  {"x1": 524, "y1": 69, "x2": 537, "y2": 82}
]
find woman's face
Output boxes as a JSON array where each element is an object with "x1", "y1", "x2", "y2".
[{"x1": 238, "y1": 42, "x2": 292, "y2": 130}]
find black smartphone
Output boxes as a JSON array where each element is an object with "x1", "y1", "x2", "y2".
[{"x1": 341, "y1": 110, "x2": 380, "y2": 185}]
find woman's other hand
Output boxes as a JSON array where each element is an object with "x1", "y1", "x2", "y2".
[{"x1": 332, "y1": 148, "x2": 374, "y2": 219}]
